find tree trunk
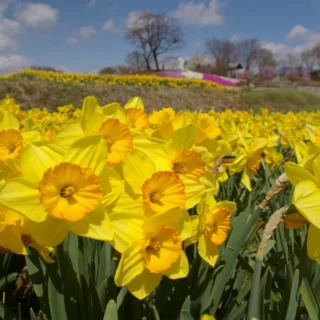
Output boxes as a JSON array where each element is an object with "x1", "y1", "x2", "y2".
[
  {"x1": 152, "y1": 52, "x2": 160, "y2": 70},
  {"x1": 144, "y1": 55, "x2": 151, "y2": 70}
]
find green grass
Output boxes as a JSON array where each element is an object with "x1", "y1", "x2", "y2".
[{"x1": 240, "y1": 87, "x2": 320, "y2": 112}]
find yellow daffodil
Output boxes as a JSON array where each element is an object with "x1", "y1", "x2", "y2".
[
  {"x1": 0, "y1": 135, "x2": 121, "y2": 247},
  {"x1": 186, "y1": 197, "x2": 236, "y2": 266},
  {"x1": 285, "y1": 155, "x2": 320, "y2": 260},
  {"x1": 110, "y1": 207, "x2": 191, "y2": 299},
  {"x1": 229, "y1": 132, "x2": 267, "y2": 191}
]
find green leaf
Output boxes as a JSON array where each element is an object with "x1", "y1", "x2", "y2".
[
  {"x1": 104, "y1": 300, "x2": 118, "y2": 320},
  {"x1": 0, "y1": 300, "x2": 15, "y2": 320},
  {"x1": 0, "y1": 272, "x2": 19, "y2": 291},
  {"x1": 300, "y1": 277, "x2": 320, "y2": 320},
  {"x1": 284, "y1": 269, "x2": 300, "y2": 320},
  {"x1": 179, "y1": 310, "x2": 194, "y2": 320}
]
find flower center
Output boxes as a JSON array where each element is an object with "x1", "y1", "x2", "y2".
[
  {"x1": 172, "y1": 151, "x2": 205, "y2": 178},
  {"x1": 142, "y1": 226, "x2": 182, "y2": 273},
  {"x1": 173, "y1": 162, "x2": 188, "y2": 174},
  {"x1": 60, "y1": 185, "x2": 75, "y2": 197},
  {"x1": 0, "y1": 129, "x2": 23, "y2": 161},
  {"x1": 39, "y1": 162, "x2": 103, "y2": 221},
  {"x1": 142, "y1": 171, "x2": 186, "y2": 213},
  {"x1": 98, "y1": 119, "x2": 133, "y2": 164},
  {"x1": 150, "y1": 191, "x2": 162, "y2": 204},
  {"x1": 8, "y1": 144, "x2": 16, "y2": 153},
  {"x1": 202, "y1": 206, "x2": 231, "y2": 246}
]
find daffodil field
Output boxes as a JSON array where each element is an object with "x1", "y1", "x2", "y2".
[
  {"x1": 3, "y1": 69, "x2": 229, "y2": 90},
  {"x1": 0, "y1": 94, "x2": 320, "y2": 320}
]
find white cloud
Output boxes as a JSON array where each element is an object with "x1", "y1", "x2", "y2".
[
  {"x1": 65, "y1": 37, "x2": 79, "y2": 45},
  {"x1": 230, "y1": 33, "x2": 241, "y2": 43},
  {"x1": 0, "y1": 0, "x2": 14, "y2": 17},
  {"x1": 79, "y1": 26, "x2": 96, "y2": 40},
  {"x1": 15, "y1": 3, "x2": 59, "y2": 31},
  {"x1": 0, "y1": 54, "x2": 33, "y2": 74},
  {"x1": 0, "y1": 33, "x2": 18, "y2": 53},
  {"x1": 170, "y1": 0, "x2": 224, "y2": 26},
  {"x1": 102, "y1": 19, "x2": 121, "y2": 33},
  {"x1": 286, "y1": 25, "x2": 311, "y2": 41},
  {"x1": 126, "y1": 11, "x2": 145, "y2": 29},
  {"x1": 0, "y1": 18, "x2": 20, "y2": 35}
]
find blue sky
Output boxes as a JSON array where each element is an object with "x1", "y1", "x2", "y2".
[{"x1": 0, "y1": 0, "x2": 319, "y2": 73}]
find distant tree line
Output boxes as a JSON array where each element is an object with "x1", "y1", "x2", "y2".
[{"x1": 99, "y1": 10, "x2": 320, "y2": 80}]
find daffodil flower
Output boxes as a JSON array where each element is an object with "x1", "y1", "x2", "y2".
[
  {"x1": 0, "y1": 204, "x2": 54, "y2": 262},
  {"x1": 132, "y1": 125, "x2": 218, "y2": 208},
  {"x1": 229, "y1": 132, "x2": 267, "y2": 191},
  {"x1": 110, "y1": 207, "x2": 191, "y2": 299},
  {"x1": 285, "y1": 156, "x2": 320, "y2": 260},
  {"x1": 0, "y1": 135, "x2": 121, "y2": 247},
  {"x1": 0, "y1": 111, "x2": 40, "y2": 179},
  {"x1": 111, "y1": 148, "x2": 215, "y2": 216},
  {"x1": 185, "y1": 197, "x2": 236, "y2": 266},
  {"x1": 54, "y1": 96, "x2": 135, "y2": 164}
]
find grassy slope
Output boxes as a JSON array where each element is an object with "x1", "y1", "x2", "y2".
[{"x1": 1, "y1": 79, "x2": 320, "y2": 113}]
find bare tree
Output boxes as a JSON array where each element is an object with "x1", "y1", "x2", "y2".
[
  {"x1": 286, "y1": 53, "x2": 301, "y2": 70},
  {"x1": 256, "y1": 48, "x2": 276, "y2": 70},
  {"x1": 125, "y1": 51, "x2": 146, "y2": 71},
  {"x1": 205, "y1": 38, "x2": 238, "y2": 75},
  {"x1": 126, "y1": 11, "x2": 184, "y2": 70},
  {"x1": 301, "y1": 49, "x2": 318, "y2": 71},
  {"x1": 237, "y1": 39, "x2": 261, "y2": 70}
]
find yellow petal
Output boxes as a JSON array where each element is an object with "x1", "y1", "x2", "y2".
[
  {"x1": 241, "y1": 169, "x2": 251, "y2": 191},
  {"x1": 109, "y1": 212, "x2": 144, "y2": 253},
  {"x1": 0, "y1": 111, "x2": 19, "y2": 130},
  {"x1": 0, "y1": 226, "x2": 27, "y2": 255},
  {"x1": 143, "y1": 207, "x2": 184, "y2": 234},
  {"x1": 124, "y1": 96, "x2": 144, "y2": 110},
  {"x1": 229, "y1": 152, "x2": 247, "y2": 175},
  {"x1": 217, "y1": 201, "x2": 237, "y2": 216},
  {"x1": 307, "y1": 224, "x2": 320, "y2": 261},
  {"x1": 68, "y1": 205, "x2": 113, "y2": 241},
  {"x1": 312, "y1": 155, "x2": 320, "y2": 186},
  {"x1": 201, "y1": 315, "x2": 216, "y2": 320},
  {"x1": 110, "y1": 182, "x2": 143, "y2": 215},
  {"x1": 0, "y1": 179, "x2": 47, "y2": 222},
  {"x1": 198, "y1": 233, "x2": 219, "y2": 267},
  {"x1": 114, "y1": 244, "x2": 144, "y2": 287},
  {"x1": 101, "y1": 102, "x2": 126, "y2": 123},
  {"x1": 293, "y1": 180, "x2": 320, "y2": 228},
  {"x1": 133, "y1": 135, "x2": 170, "y2": 170},
  {"x1": 80, "y1": 96, "x2": 104, "y2": 134},
  {"x1": 161, "y1": 251, "x2": 189, "y2": 279},
  {"x1": 22, "y1": 131, "x2": 41, "y2": 145},
  {"x1": 248, "y1": 138, "x2": 267, "y2": 157},
  {"x1": 26, "y1": 216, "x2": 70, "y2": 247},
  {"x1": 184, "y1": 215, "x2": 200, "y2": 248},
  {"x1": 64, "y1": 135, "x2": 108, "y2": 176},
  {"x1": 54, "y1": 124, "x2": 83, "y2": 149},
  {"x1": 126, "y1": 269, "x2": 162, "y2": 300},
  {"x1": 123, "y1": 149, "x2": 156, "y2": 194},
  {"x1": 99, "y1": 165, "x2": 123, "y2": 206},
  {"x1": 29, "y1": 240, "x2": 55, "y2": 263},
  {"x1": 167, "y1": 124, "x2": 197, "y2": 157},
  {"x1": 180, "y1": 176, "x2": 207, "y2": 209},
  {"x1": 284, "y1": 162, "x2": 317, "y2": 186},
  {"x1": 20, "y1": 142, "x2": 64, "y2": 185}
]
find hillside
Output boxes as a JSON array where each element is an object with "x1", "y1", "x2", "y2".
[{"x1": 1, "y1": 79, "x2": 320, "y2": 113}]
